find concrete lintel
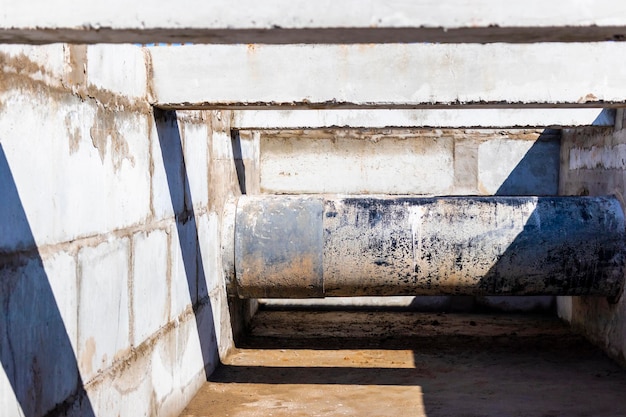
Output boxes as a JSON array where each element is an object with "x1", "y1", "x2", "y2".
[
  {"x1": 149, "y1": 44, "x2": 626, "y2": 109},
  {"x1": 2, "y1": 1, "x2": 626, "y2": 44},
  {"x1": 231, "y1": 109, "x2": 615, "y2": 130}
]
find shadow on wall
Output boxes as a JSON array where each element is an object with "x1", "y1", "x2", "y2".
[
  {"x1": 154, "y1": 108, "x2": 218, "y2": 377},
  {"x1": 407, "y1": 130, "x2": 562, "y2": 313},
  {"x1": 475, "y1": 129, "x2": 561, "y2": 312},
  {"x1": 0, "y1": 145, "x2": 96, "y2": 416},
  {"x1": 231, "y1": 130, "x2": 247, "y2": 194},
  {"x1": 481, "y1": 128, "x2": 624, "y2": 305},
  {"x1": 495, "y1": 129, "x2": 561, "y2": 196}
]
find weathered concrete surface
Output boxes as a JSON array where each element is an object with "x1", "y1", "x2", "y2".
[
  {"x1": 181, "y1": 310, "x2": 626, "y2": 417},
  {"x1": 2, "y1": 1, "x2": 626, "y2": 44},
  {"x1": 558, "y1": 112, "x2": 626, "y2": 366},
  {"x1": 149, "y1": 43, "x2": 626, "y2": 109},
  {"x1": 260, "y1": 130, "x2": 453, "y2": 195},
  {"x1": 229, "y1": 196, "x2": 625, "y2": 298},
  {"x1": 0, "y1": 44, "x2": 244, "y2": 417},
  {"x1": 232, "y1": 109, "x2": 614, "y2": 129},
  {"x1": 234, "y1": 197, "x2": 324, "y2": 298},
  {"x1": 255, "y1": 129, "x2": 560, "y2": 196}
]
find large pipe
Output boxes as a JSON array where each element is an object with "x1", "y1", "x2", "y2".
[{"x1": 223, "y1": 196, "x2": 626, "y2": 299}]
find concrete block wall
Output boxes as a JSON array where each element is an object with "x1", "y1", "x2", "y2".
[
  {"x1": 0, "y1": 44, "x2": 243, "y2": 417},
  {"x1": 251, "y1": 128, "x2": 560, "y2": 196},
  {"x1": 247, "y1": 128, "x2": 560, "y2": 312},
  {"x1": 558, "y1": 110, "x2": 626, "y2": 365}
]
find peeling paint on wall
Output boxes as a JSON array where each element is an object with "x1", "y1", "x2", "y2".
[{"x1": 569, "y1": 144, "x2": 626, "y2": 170}]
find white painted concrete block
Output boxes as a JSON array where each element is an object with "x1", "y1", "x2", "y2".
[
  {"x1": 197, "y1": 212, "x2": 220, "y2": 296},
  {"x1": 87, "y1": 45, "x2": 147, "y2": 100},
  {"x1": 182, "y1": 122, "x2": 210, "y2": 209},
  {"x1": 0, "y1": 89, "x2": 151, "y2": 250},
  {"x1": 151, "y1": 343, "x2": 176, "y2": 410},
  {"x1": 132, "y1": 229, "x2": 169, "y2": 345},
  {"x1": 478, "y1": 138, "x2": 533, "y2": 194},
  {"x1": 43, "y1": 251, "x2": 78, "y2": 353},
  {"x1": 87, "y1": 356, "x2": 154, "y2": 417},
  {"x1": 212, "y1": 130, "x2": 234, "y2": 160},
  {"x1": 150, "y1": 312, "x2": 211, "y2": 417},
  {"x1": 78, "y1": 238, "x2": 130, "y2": 382},
  {"x1": 85, "y1": 305, "x2": 220, "y2": 417},
  {"x1": 0, "y1": 44, "x2": 66, "y2": 88},
  {"x1": 170, "y1": 220, "x2": 198, "y2": 318},
  {"x1": 477, "y1": 138, "x2": 559, "y2": 195},
  {"x1": 234, "y1": 131, "x2": 261, "y2": 194},
  {"x1": 209, "y1": 286, "x2": 235, "y2": 358},
  {"x1": 0, "y1": 255, "x2": 81, "y2": 416},
  {"x1": 233, "y1": 130, "x2": 261, "y2": 161},
  {"x1": 176, "y1": 303, "x2": 218, "y2": 383},
  {"x1": 259, "y1": 132, "x2": 454, "y2": 194}
]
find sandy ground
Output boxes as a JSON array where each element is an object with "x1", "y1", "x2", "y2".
[{"x1": 181, "y1": 310, "x2": 626, "y2": 417}]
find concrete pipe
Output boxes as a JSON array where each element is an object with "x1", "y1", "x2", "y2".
[{"x1": 222, "y1": 196, "x2": 626, "y2": 299}]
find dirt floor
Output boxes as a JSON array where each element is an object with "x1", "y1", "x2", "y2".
[{"x1": 181, "y1": 309, "x2": 626, "y2": 417}]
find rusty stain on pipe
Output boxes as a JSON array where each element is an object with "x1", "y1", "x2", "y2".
[{"x1": 226, "y1": 195, "x2": 626, "y2": 299}]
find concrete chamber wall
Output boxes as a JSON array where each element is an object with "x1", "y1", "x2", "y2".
[
  {"x1": 0, "y1": 44, "x2": 248, "y2": 417},
  {"x1": 558, "y1": 110, "x2": 626, "y2": 366}
]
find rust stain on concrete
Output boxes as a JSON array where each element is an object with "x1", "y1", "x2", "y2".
[
  {"x1": 0, "y1": 50, "x2": 56, "y2": 99},
  {"x1": 64, "y1": 44, "x2": 87, "y2": 91},
  {"x1": 80, "y1": 336, "x2": 97, "y2": 377},
  {"x1": 65, "y1": 113, "x2": 82, "y2": 154},
  {"x1": 578, "y1": 93, "x2": 599, "y2": 104},
  {"x1": 90, "y1": 105, "x2": 135, "y2": 171},
  {"x1": 142, "y1": 47, "x2": 156, "y2": 103},
  {"x1": 0, "y1": 48, "x2": 151, "y2": 117},
  {"x1": 0, "y1": 50, "x2": 50, "y2": 78}
]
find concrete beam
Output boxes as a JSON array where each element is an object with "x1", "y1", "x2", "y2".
[
  {"x1": 232, "y1": 109, "x2": 615, "y2": 129},
  {"x1": 1, "y1": 1, "x2": 626, "y2": 44},
  {"x1": 149, "y1": 43, "x2": 626, "y2": 109}
]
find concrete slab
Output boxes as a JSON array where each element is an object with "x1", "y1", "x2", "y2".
[
  {"x1": 2, "y1": 1, "x2": 626, "y2": 43},
  {"x1": 181, "y1": 310, "x2": 626, "y2": 417},
  {"x1": 232, "y1": 109, "x2": 615, "y2": 129},
  {"x1": 150, "y1": 43, "x2": 626, "y2": 109}
]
